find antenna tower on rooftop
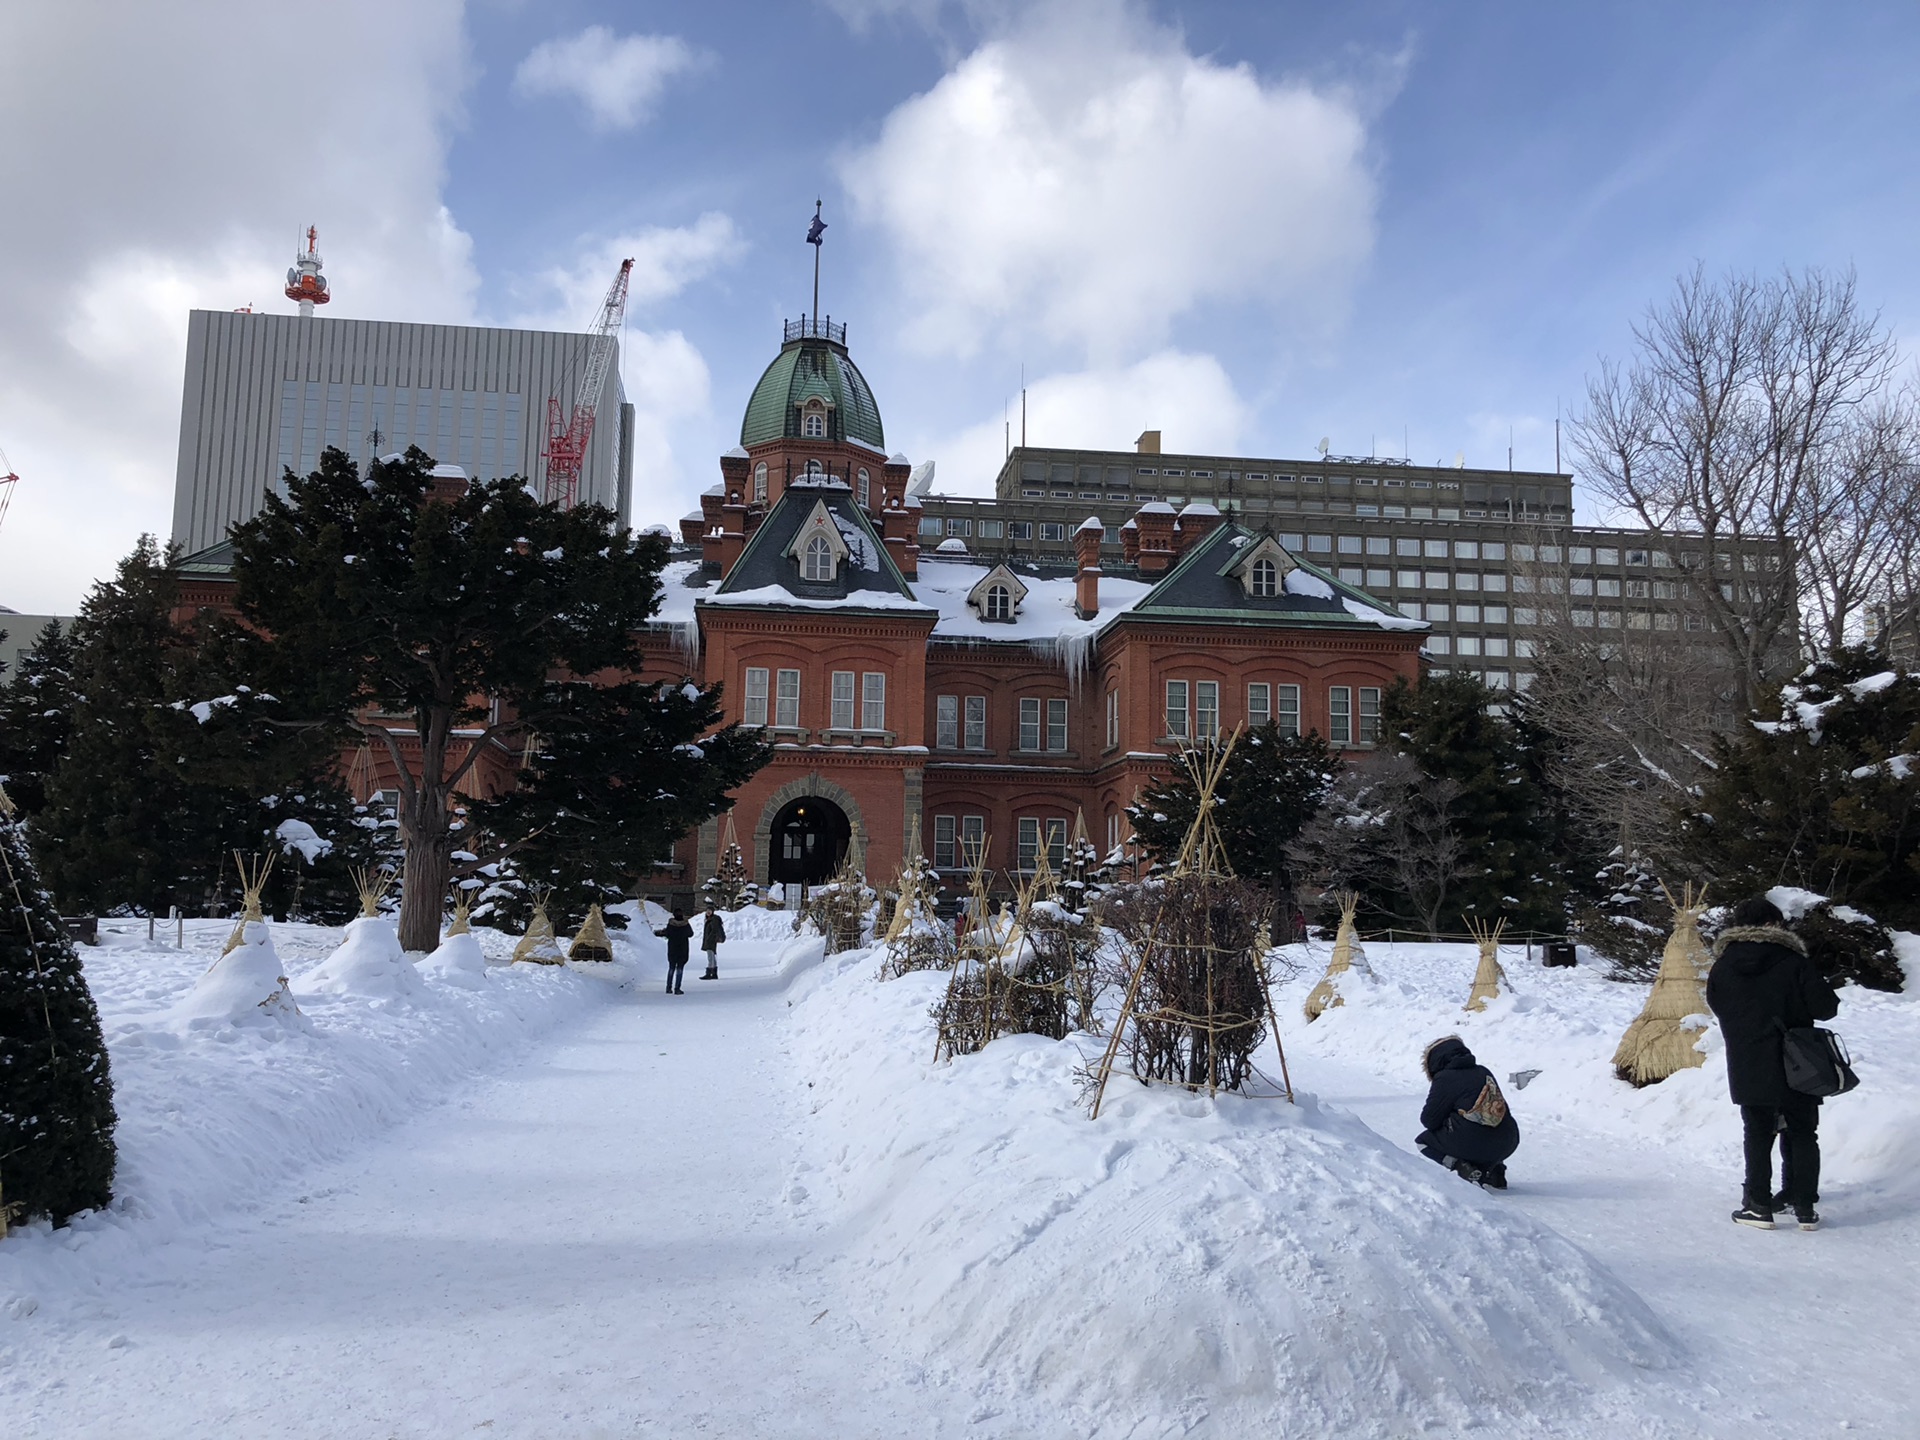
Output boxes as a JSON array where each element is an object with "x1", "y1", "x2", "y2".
[{"x1": 284, "y1": 227, "x2": 330, "y2": 317}]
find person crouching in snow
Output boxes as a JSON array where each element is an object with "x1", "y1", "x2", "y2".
[
  {"x1": 1417, "y1": 1035, "x2": 1520, "y2": 1190},
  {"x1": 654, "y1": 908, "x2": 693, "y2": 994},
  {"x1": 700, "y1": 900, "x2": 726, "y2": 980}
]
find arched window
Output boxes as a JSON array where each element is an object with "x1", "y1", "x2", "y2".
[
  {"x1": 804, "y1": 535, "x2": 834, "y2": 581},
  {"x1": 985, "y1": 584, "x2": 1012, "y2": 620},
  {"x1": 753, "y1": 462, "x2": 768, "y2": 504},
  {"x1": 802, "y1": 411, "x2": 826, "y2": 439},
  {"x1": 1252, "y1": 557, "x2": 1277, "y2": 597},
  {"x1": 804, "y1": 459, "x2": 823, "y2": 476},
  {"x1": 857, "y1": 468, "x2": 871, "y2": 506}
]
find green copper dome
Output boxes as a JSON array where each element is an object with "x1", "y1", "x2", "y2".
[{"x1": 740, "y1": 323, "x2": 885, "y2": 449}]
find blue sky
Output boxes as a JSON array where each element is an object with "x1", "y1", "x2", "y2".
[{"x1": 3, "y1": 0, "x2": 1917, "y2": 612}]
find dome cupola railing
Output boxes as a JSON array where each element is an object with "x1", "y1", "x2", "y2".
[{"x1": 784, "y1": 316, "x2": 846, "y2": 345}]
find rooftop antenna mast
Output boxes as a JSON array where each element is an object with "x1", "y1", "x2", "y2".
[
  {"x1": 806, "y1": 200, "x2": 827, "y2": 329},
  {"x1": 284, "y1": 226, "x2": 330, "y2": 318}
]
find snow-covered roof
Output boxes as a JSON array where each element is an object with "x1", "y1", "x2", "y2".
[
  {"x1": 723, "y1": 446, "x2": 749, "y2": 459},
  {"x1": 1137, "y1": 501, "x2": 1176, "y2": 515},
  {"x1": 1076, "y1": 515, "x2": 1105, "y2": 534},
  {"x1": 935, "y1": 537, "x2": 969, "y2": 554},
  {"x1": 1179, "y1": 501, "x2": 1221, "y2": 517},
  {"x1": 912, "y1": 559, "x2": 1152, "y2": 644}
]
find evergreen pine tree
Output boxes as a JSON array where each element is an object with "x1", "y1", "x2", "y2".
[
  {"x1": 0, "y1": 619, "x2": 79, "y2": 817},
  {"x1": 1380, "y1": 674, "x2": 1564, "y2": 931},
  {"x1": 1126, "y1": 726, "x2": 1340, "y2": 904},
  {"x1": 0, "y1": 785, "x2": 117, "y2": 1227},
  {"x1": 1683, "y1": 647, "x2": 1920, "y2": 935}
]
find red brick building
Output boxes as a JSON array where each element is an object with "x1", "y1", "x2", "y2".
[{"x1": 652, "y1": 319, "x2": 1428, "y2": 899}]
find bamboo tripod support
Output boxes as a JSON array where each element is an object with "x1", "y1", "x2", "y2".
[{"x1": 1088, "y1": 729, "x2": 1296, "y2": 1119}]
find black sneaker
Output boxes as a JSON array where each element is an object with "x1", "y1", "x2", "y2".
[
  {"x1": 1795, "y1": 1208, "x2": 1820, "y2": 1232},
  {"x1": 1770, "y1": 1189, "x2": 1790, "y2": 1211},
  {"x1": 1731, "y1": 1205, "x2": 1775, "y2": 1229},
  {"x1": 1454, "y1": 1162, "x2": 1488, "y2": 1187},
  {"x1": 1481, "y1": 1166, "x2": 1508, "y2": 1191}
]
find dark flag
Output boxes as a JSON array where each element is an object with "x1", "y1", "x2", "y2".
[{"x1": 806, "y1": 208, "x2": 827, "y2": 247}]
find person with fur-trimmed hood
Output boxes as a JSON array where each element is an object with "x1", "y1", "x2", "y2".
[
  {"x1": 1706, "y1": 894, "x2": 1840, "y2": 1231},
  {"x1": 1417, "y1": 1035, "x2": 1520, "y2": 1190}
]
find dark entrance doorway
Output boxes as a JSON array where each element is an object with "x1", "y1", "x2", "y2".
[{"x1": 767, "y1": 796, "x2": 851, "y2": 887}]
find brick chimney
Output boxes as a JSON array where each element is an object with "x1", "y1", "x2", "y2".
[
  {"x1": 1074, "y1": 516, "x2": 1104, "y2": 617},
  {"x1": 1120, "y1": 517, "x2": 1140, "y2": 566},
  {"x1": 1132, "y1": 503, "x2": 1177, "y2": 575},
  {"x1": 1173, "y1": 501, "x2": 1223, "y2": 556}
]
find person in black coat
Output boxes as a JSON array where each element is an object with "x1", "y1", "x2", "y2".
[
  {"x1": 1416, "y1": 1035, "x2": 1520, "y2": 1189},
  {"x1": 699, "y1": 901, "x2": 726, "y2": 980},
  {"x1": 654, "y1": 908, "x2": 694, "y2": 994},
  {"x1": 1706, "y1": 894, "x2": 1841, "y2": 1230}
]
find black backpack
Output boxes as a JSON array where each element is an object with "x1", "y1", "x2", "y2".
[{"x1": 1780, "y1": 1023, "x2": 1860, "y2": 1098}]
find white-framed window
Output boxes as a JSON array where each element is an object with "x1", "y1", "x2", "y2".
[
  {"x1": 803, "y1": 535, "x2": 835, "y2": 582},
  {"x1": 1008, "y1": 521, "x2": 1033, "y2": 539},
  {"x1": 1019, "y1": 697, "x2": 1042, "y2": 751},
  {"x1": 1196, "y1": 681, "x2": 1219, "y2": 740},
  {"x1": 1277, "y1": 684, "x2": 1301, "y2": 737},
  {"x1": 964, "y1": 695, "x2": 987, "y2": 749},
  {"x1": 1248, "y1": 682, "x2": 1272, "y2": 728},
  {"x1": 936, "y1": 694, "x2": 959, "y2": 748},
  {"x1": 1165, "y1": 679, "x2": 1189, "y2": 739},
  {"x1": 775, "y1": 669, "x2": 801, "y2": 727},
  {"x1": 802, "y1": 411, "x2": 826, "y2": 438},
  {"x1": 934, "y1": 815, "x2": 957, "y2": 869},
  {"x1": 1047, "y1": 698, "x2": 1068, "y2": 753},
  {"x1": 947, "y1": 518, "x2": 972, "y2": 537},
  {"x1": 1108, "y1": 813, "x2": 1121, "y2": 854},
  {"x1": 985, "y1": 584, "x2": 1012, "y2": 620},
  {"x1": 1105, "y1": 689, "x2": 1119, "y2": 749},
  {"x1": 1046, "y1": 818, "x2": 1068, "y2": 870},
  {"x1": 857, "y1": 468, "x2": 871, "y2": 506},
  {"x1": 1040, "y1": 522, "x2": 1068, "y2": 542},
  {"x1": 1425, "y1": 539, "x2": 1448, "y2": 558},
  {"x1": 1018, "y1": 817, "x2": 1041, "y2": 872},
  {"x1": 831, "y1": 671, "x2": 856, "y2": 730},
  {"x1": 1252, "y1": 558, "x2": 1277, "y2": 597},
  {"x1": 919, "y1": 516, "x2": 945, "y2": 538},
  {"x1": 753, "y1": 462, "x2": 768, "y2": 504},
  {"x1": 862, "y1": 672, "x2": 887, "y2": 731},
  {"x1": 960, "y1": 814, "x2": 986, "y2": 866},
  {"x1": 1358, "y1": 687, "x2": 1382, "y2": 744},
  {"x1": 743, "y1": 667, "x2": 769, "y2": 726},
  {"x1": 1426, "y1": 571, "x2": 1450, "y2": 590},
  {"x1": 1329, "y1": 686, "x2": 1353, "y2": 745},
  {"x1": 978, "y1": 520, "x2": 1004, "y2": 539}
]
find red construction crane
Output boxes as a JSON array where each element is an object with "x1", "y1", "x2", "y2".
[{"x1": 542, "y1": 257, "x2": 633, "y2": 509}]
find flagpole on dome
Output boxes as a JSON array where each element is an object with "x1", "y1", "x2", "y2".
[{"x1": 807, "y1": 199, "x2": 827, "y2": 335}]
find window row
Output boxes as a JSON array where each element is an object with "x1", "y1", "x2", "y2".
[
  {"x1": 742, "y1": 668, "x2": 887, "y2": 731},
  {"x1": 1161, "y1": 682, "x2": 1379, "y2": 746},
  {"x1": 931, "y1": 814, "x2": 1070, "y2": 872},
  {"x1": 933, "y1": 695, "x2": 1068, "y2": 751},
  {"x1": 921, "y1": 518, "x2": 1071, "y2": 543}
]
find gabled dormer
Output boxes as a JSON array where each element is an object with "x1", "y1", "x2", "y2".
[
  {"x1": 785, "y1": 498, "x2": 851, "y2": 584},
  {"x1": 1222, "y1": 533, "x2": 1297, "y2": 599},
  {"x1": 966, "y1": 564, "x2": 1030, "y2": 623}
]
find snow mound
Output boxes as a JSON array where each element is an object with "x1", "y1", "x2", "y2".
[
  {"x1": 296, "y1": 916, "x2": 424, "y2": 1003},
  {"x1": 169, "y1": 922, "x2": 306, "y2": 1030},
  {"x1": 419, "y1": 931, "x2": 488, "y2": 990},
  {"x1": 788, "y1": 953, "x2": 1672, "y2": 1434}
]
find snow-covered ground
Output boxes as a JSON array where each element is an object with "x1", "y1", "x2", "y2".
[{"x1": 2, "y1": 914, "x2": 1916, "y2": 1436}]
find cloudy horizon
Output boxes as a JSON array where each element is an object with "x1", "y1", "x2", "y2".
[{"x1": 3, "y1": 0, "x2": 1917, "y2": 613}]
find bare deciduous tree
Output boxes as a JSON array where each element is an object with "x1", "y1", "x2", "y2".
[
  {"x1": 1572, "y1": 265, "x2": 1915, "y2": 704},
  {"x1": 1290, "y1": 753, "x2": 1467, "y2": 940}
]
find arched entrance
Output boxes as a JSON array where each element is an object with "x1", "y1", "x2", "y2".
[{"x1": 767, "y1": 796, "x2": 851, "y2": 887}]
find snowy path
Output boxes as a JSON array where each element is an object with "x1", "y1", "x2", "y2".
[{"x1": 1, "y1": 940, "x2": 1005, "y2": 1439}]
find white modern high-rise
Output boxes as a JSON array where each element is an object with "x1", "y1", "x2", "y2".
[{"x1": 170, "y1": 305, "x2": 634, "y2": 555}]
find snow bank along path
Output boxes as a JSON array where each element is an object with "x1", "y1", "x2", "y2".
[{"x1": 4, "y1": 915, "x2": 1917, "y2": 1436}]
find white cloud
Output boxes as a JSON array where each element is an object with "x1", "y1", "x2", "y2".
[
  {"x1": 513, "y1": 26, "x2": 702, "y2": 132},
  {"x1": 510, "y1": 214, "x2": 746, "y2": 332},
  {"x1": 908, "y1": 350, "x2": 1250, "y2": 494},
  {"x1": 840, "y1": 0, "x2": 1378, "y2": 362},
  {"x1": 0, "y1": 0, "x2": 478, "y2": 613}
]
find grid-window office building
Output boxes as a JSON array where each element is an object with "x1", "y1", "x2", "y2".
[
  {"x1": 912, "y1": 443, "x2": 1784, "y2": 692},
  {"x1": 170, "y1": 309, "x2": 634, "y2": 554}
]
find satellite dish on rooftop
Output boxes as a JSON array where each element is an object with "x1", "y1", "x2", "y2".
[
  {"x1": 1315, "y1": 437, "x2": 1330, "y2": 456},
  {"x1": 1454, "y1": 452, "x2": 1465, "y2": 469},
  {"x1": 907, "y1": 460, "x2": 936, "y2": 497}
]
